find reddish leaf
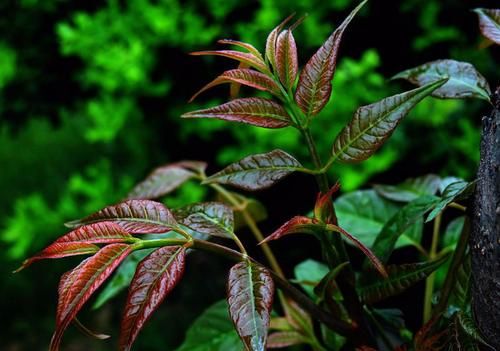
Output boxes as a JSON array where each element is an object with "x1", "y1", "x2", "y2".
[
  {"x1": 16, "y1": 222, "x2": 133, "y2": 272},
  {"x1": 230, "y1": 62, "x2": 250, "y2": 99},
  {"x1": 265, "y1": 14, "x2": 295, "y2": 71},
  {"x1": 73, "y1": 318, "x2": 110, "y2": 340},
  {"x1": 314, "y1": 182, "x2": 340, "y2": 223},
  {"x1": 275, "y1": 29, "x2": 298, "y2": 90},
  {"x1": 173, "y1": 202, "x2": 234, "y2": 238},
  {"x1": 182, "y1": 97, "x2": 291, "y2": 129},
  {"x1": 189, "y1": 69, "x2": 282, "y2": 102},
  {"x1": 474, "y1": 8, "x2": 500, "y2": 45},
  {"x1": 294, "y1": 0, "x2": 367, "y2": 117},
  {"x1": 66, "y1": 200, "x2": 177, "y2": 234},
  {"x1": 217, "y1": 39, "x2": 264, "y2": 61},
  {"x1": 190, "y1": 50, "x2": 269, "y2": 74},
  {"x1": 127, "y1": 161, "x2": 206, "y2": 200},
  {"x1": 267, "y1": 331, "x2": 306, "y2": 348},
  {"x1": 259, "y1": 216, "x2": 318, "y2": 244},
  {"x1": 203, "y1": 149, "x2": 302, "y2": 191},
  {"x1": 119, "y1": 246, "x2": 186, "y2": 351},
  {"x1": 228, "y1": 260, "x2": 274, "y2": 351},
  {"x1": 50, "y1": 244, "x2": 132, "y2": 351}
]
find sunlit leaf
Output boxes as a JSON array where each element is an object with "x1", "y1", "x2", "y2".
[
  {"x1": 267, "y1": 331, "x2": 306, "y2": 349},
  {"x1": 190, "y1": 50, "x2": 269, "y2": 74},
  {"x1": 66, "y1": 200, "x2": 178, "y2": 234},
  {"x1": 332, "y1": 79, "x2": 447, "y2": 163},
  {"x1": 294, "y1": 0, "x2": 367, "y2": 116},
  {"x1": 119, "y1": 246, "x2": 186, "y2": 351},
  {"x1": 174, "y1": 202, "x2": 234, "y2": 238},
  {"x1": 203, "y1": 149, "x2": 302, "y2": 191},
  {"x1": 189, "y1": 69, "x2": 281, "y2": 102},
  {"x1": 358, "y1": 254, "x2": 449, "y2": 304},
  {"x1": 127, "y1": 162, "x2": 206, "y2": 200},
  {"x1": 50, "y1": 244, "x2": 132, "y2": 351},
  {"x1": 473, "y1": 9, "x2": 500, "y2": 45},
  {"x1": 227, "y1": 260, "x2": 274, "y2": 351},
  {"x1": 393, "y1": 60, "x2": 491, "y2": 101},
  {"x1": 374, "y1": 175, "x2": 441, "y2": 203},
  {"x1": 175, "y1": 300, "x2": 242, "y2": 351},
  {"x1": 426, "y1": 181, "x2": 475, "y2": 222},
  {"x1": 266, "y1": 14, "x2": 295, "y2": 71},
  {"x1": 259, "y1": 216, "x2": 318, "y2": 244},
  {"x1": 275, "y1": 29, "x2": 298, "y2": 90},
  {"x1": 182, "y1": 98, "x2": 291, "y2": 129}
]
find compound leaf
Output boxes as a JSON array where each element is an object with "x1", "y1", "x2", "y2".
[
  {"x1": 228, "y1": 260, "x2": 274, "y2": 351},
  {"x1": 474, "y1": 8, "x2": 500, "y2": 45},
  {"x1": 332, "y1": 78, "x2": 447, "y2": 163},
  {"x1": 174, "y1": 202, "x2": 234, "y2": 239}
]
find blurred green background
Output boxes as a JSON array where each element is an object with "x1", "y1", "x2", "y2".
[{"x1": 1, "y1": 0, "x2": 498, "y2": 349}]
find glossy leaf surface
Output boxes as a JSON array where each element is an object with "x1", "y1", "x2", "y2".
[
  {"x1": 51, "y1": 244, "x2": 132, "y2": 351},
  {"x1": 393, "y1": 60, "x2": 491, "y2": 101},
  {"x1": 426, "y1": 181, "x2": 474, "y2": 222},
  {"x1": 182, "y1": 98, "x2": 291, "y2": 129},
  {"x1": 332, "y1": 79, "x2": 447, "y2": 163},
  {"x1": 204, "y1": 149, "x2": 302, "y2": 191},
  {"x1": 66, "y1": 200, "x2": 177, "y2": 234},
  {"x1": 314, "y1": 183, "x2": 340, "y2": 223},
  {"x1": 174, "y1": 202, "x2": 234, "y2": 238},
  {"x1": 358, "y1": 254, "x2": 449, "y2": 304},
  {"x1": 260, "y1": 216, "x2": 318, "y2": 244},
  {"x1": 228, "y1": 260, "x2": 274, "y2": 351},
  {"x1": 217, "y1": 39, "x2": 264, "y2": 60},
  {"x1": 128, "y1": 162, "x2": 206, "y2": 200},
  {"x1": 474, "y1": 8, "x2": 500, "y2": 44},
  {"x1": 190, "y1": 50, "x2": 268, "y2": 73},
  {"x1": 175, "y1": 300, "x2": 242, "y2": 351},
  {"x1": 120, "y1": 246, "x2": 186, "y2": 351},
  {"x1": 294, "y1": 0, "x2": 367, "y2": 116},
  {"x1": 374, "y1": 175, "x2": 441, "y2": 203},
  {"x1": 190, "y1": 69, "x2": 281, "y2": 102},
  {"x1": 275, "y1": 30, "x2": 298, "y2": 90},
  {"x1": 265, "y1": 14, "x2": 295, "y2": 71},
  {"x1": 267, "y1": 331, "x2": 305, "y2": 349}
]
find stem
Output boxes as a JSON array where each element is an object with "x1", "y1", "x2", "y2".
[
  {"x1": 434, "y1": 216, "x2": 470, "y2": 316},
  {"x1": 423, "y1": 212, "x2": 442, "y2": 323},
  {"x1": 449, "y1": 202, "x2": 467, "y2": 212}
]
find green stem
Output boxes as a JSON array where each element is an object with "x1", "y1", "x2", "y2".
[
  {"x1": 424, "y1": 212, "x2": 442, "y2": 323},
  {"x1": 434, "y1": 216, "x2": 470, "y2": 316}
]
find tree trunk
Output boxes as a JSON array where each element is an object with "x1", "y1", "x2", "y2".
[{"x1": 470, "y1": 86, "x2": 500, "y2": 349}]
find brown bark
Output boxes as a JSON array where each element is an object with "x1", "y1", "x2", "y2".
[{"x1": 470, "y1": 86, "x2": 500, "y2": 350}]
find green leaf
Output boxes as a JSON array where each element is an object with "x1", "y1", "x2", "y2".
[
  {"x1": 294, "y1": 259, "x2": 329, "y2": 298},
  {"x1": 331, "y1": 78, "x2": 448, "y2": 163},
  {"x1": 275, "y1": 29, "x2": 298, "y2": 90},
  {"x1": 456, "y1": 312, "x2": 493, "y2": 349},
  {"x1": 392, "y1": 60, "x2": 491, "y2": 101},
  {"x1": 203, "y1": 149, "x2": 302, "y2": 191},
  {"x1": 227, "y1": 260, "x2": 274, "y2": 351},
  {"x1": 426, "y1": 181, "x2": 475, "y2": 222},
  {"x1": 175, "y1": 300, "x2": 243, "y2": 351},
  {"x1": 448, "y1": 254, "x2": 471, "y2": 312},
  {"x1": 473, "y1": 8, "x2": 500, "y2": 45},
  {"x1": 358, "y1": 254, "x2": 449, "y2": 304},
  {"x1": 173, "y1": 202, "x2": 234, "y2": 239},
  {"x1": 442, "y1": 216, "x2": 465, "y2": 249},
  {"x1": 313, "y1": 262, "x2": 349, "y2": 302},
  {"x1": 182, "y1": 98, "x2": 291, "y2": 129},
  {"x1": 371, "y1": 195, "x2": 440, "y2": 264},
  {"x1": 374, "y1": 174, "x2": 441, "y2": 203}
]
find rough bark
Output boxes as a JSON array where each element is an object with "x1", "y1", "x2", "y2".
[{"x1": 471, "y1": 86, "x2": 500, "y2": 350}]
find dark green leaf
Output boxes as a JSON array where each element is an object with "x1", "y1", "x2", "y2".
[
  {"x1": 473, "y1": 8, "x2": 500, "y2": 45},
  {"x1": 174, "y1": 202, "x2": 234, "y2": 239},
  {"x1": 294, "y1": 259, "x2": 329, "y2": 298},
  {"x1": 393, "y1": 60, "x2": 491, "y2": 101},
  {"x1": 448, "y1": 254, "x2": 471, "y2": 312},
  {"x1": 313, "y1": 262, "x2": 349, "y2": 302},
  {"x1": 374, "y1": 174, "x2": 441, "y2": 203},
  {"x1": 203, "y1": 149, "x2": 302, "y2": 191},
  {"x1": 456, "y1": 312, "x2": 493, "y2": 349},
  {"x1": 426, "y1": 181, "x2": 475, "y2": 222},
  {"x1": 332, "y1": 79, "x2": 447, "y2": 163},
  {"x1": 442, "y1": 216, "x2": 465, "y2": 249}
]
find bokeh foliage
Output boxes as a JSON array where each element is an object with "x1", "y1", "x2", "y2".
[{"x1": 0, "y1": 0, "x2": 497, "y2": 349}]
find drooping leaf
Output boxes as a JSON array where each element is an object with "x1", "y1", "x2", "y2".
[
  {"x1": 314, "y1": 182, "x2": 340, "y2": 223},
  {"x1": 370, "y1": 195, "x2": 440, "y2": 264},
  {"x1": 426, "y1": 181, "x2": 475, "y2": 222},
  {"x1": 294, "y1": 0, "x2": 367, "y2": 117},
  {"x1": 175, "y1": 300, "x2": 242, "y2": 351},
  {"x1": 16, "y1": 222, "x2": 133, "y2": 272},
  {"x1": 358, "y1": 254, "x2": 449, "y2": 304},
  {"x1": 456, "y1": 312, "x2": 493, "y2": 349},
  {"x1": 266, "y1": 14, "x2": 295, "y2": 71},
  {"x1": 294, "y1": 259, "x2": 329, "y2": 298},
  {"x1": 203, "y1": 149, "x2": 302, "y2": 191},
  {"x1": 66, "y1": 200, "x2": 178, "y2": 234},
  {"x1": 227, "y1": 260, "x2": 274, "y2": 351},
  {"x1": 174, "y1": 202, "x2": 234, "y2": 239},
  {"x1": 332, "y1": 78, "x2": 448, "y2": 163},
  {"x1": 50, "y1": 244, "x2": 132, "y2": 351},
  {"x1": 275, "y1": 30, "x2": 298, "y2": 90},
  {"x1": 127, "y1": 162, "x2": 206, "y2": 200},
  {"x1": 119, "y1": 246, "x2": 186, "y2": 351},
  {"x1": 473, "y1": 9, "x2": 500, "y2": 45},
  {"x1": 267, "y1": 331, "x2": 306, "y2": 349},
  {"x1": 190, "y1": 50, "x2": 269, "y2": 73},
  {"x1": 182, "y1": 98, "x2": 291, "y2": 129},
  {"x1": 374, "y1": 175, "x2": 441, "y2": 203},
  {"x1": 392, "y1": 60, "x2": 491, "y2": 101},
  {"x1": 259, "y1": 216, "x2": 318, "y2": 244},
  {"x1": 189, "y1": 69, "x2": 282, "y2": 102},
  {"x1": 217, "y1": 39, "x2": 264, "y2": 60}
]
